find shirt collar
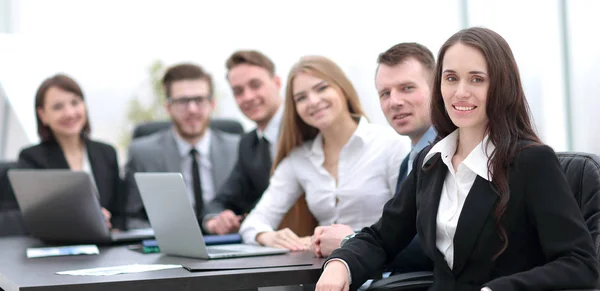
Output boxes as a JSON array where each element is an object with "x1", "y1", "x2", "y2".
[
  {"x1": 310, "y1": 117, "x2": 368, "y2": 156},
  {"x1": 256, "y1": 105, "x2": 284, "y2": 145},
  {"x1": 423, "y1": 130, "x2": 495, "y2": 181},
  {"x1": 413, "y1": 126, "x2": 437, "y2": 154},
  {"x1": 463, "y1": 135, "x2": 495, "y2": 181},
  {"x1": 172, "y1": 128, "x2": 211, "y2": 158}
]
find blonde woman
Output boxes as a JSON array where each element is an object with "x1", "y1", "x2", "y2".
[{"x1": 239, "y1": 56, "x2": 408, "y2": 255}]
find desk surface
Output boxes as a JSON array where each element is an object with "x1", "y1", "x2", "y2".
[{"x1": 0, "y1": 237, "x2": 325, "y2": 291}]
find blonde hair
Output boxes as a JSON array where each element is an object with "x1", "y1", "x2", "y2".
[{"x1": 273, "y1": 55, "x2": 366, "y2": 171}]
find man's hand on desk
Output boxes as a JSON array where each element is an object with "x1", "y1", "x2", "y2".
[
  {"x1": 311, "y1": 224, "x2": 354, "y2": 258},
  {"x1": 256, "y1": 228, "x2": 310, "y2": 251},
  {"x1": 206, "y1": 210, "x2": 243, "y2": 235},
  {"x1": 316, "y1": 260, "x2": 350, "y2": 291},
  {"x1": 101, "y1": 207, "x2": 112, "y2": 229}
]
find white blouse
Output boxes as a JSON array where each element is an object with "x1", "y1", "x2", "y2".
[
  {"x1": 240, "y1": 118, "x2": 409, "y2": 244},
  {"x1": 423, "y1": 130, "x2": 495, "y2": 269}
]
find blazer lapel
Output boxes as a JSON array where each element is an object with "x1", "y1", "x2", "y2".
[
  {"x1": 45, "y1": 142, "x2": 70, "y2": 169},
  {"x1": 85, "y1": 140, "x2": 107, "y2": 204},
  {"x1": 162, "y1": 130, "x2": 182, "y2": 173},
  {"x1": 85, "y1": 139, "x2": 99, "y2": 177},
  {"x1": 418, "y1": 154, "x2": 447, "y2": 262},
  {"x1": 451, "y1": 176, "x2": 497, "y2": 275},
  {"x1": 209, "y1": 131, "x2": 224, "y2": 188},
  {"x1": 250, "y1": 132, "x2": 271, "y2": 191}
]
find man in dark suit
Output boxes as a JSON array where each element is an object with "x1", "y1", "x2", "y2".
[
  {"x1": 124, "y1": 63, "x2": 240, "y2": 229},
  {"x1": 202, "y1": 50, "x2": 283, "y2": 235}
]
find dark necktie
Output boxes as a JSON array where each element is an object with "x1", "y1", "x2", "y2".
[
  {"x1": 395, "y1": 154, "x2": 410, "y2": 195},
  {"x1": 190, "y1": 149, "x2": 204, "y2": 216},
  {"x1": 257, "y1": 136, "x2": 273, "y2": 173}
]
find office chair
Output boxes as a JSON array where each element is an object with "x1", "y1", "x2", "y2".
[
  {"x1": 367, "y1": 151, "x2": 600, "y2": 291},
  {"x1": 132, "y1": 118, "x2": 245, "y2": 140},
  {"x1": 0, "y1": 161, "x2": 28, "y2": 237}
]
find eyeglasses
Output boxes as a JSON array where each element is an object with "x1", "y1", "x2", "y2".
[{"x1": 168, "y1": 96, "x2": 211, "y2": 110}]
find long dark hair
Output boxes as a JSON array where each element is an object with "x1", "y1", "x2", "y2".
[{"x1": 430, "y1": 27, "x2": 542, "y2": 259}]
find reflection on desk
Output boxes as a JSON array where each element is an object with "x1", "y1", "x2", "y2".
[{"x1": 0, "y1": 236, "x2": 325, "y2": 291}]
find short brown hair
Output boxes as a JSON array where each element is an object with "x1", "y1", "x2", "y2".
[
  {"x1": 162, "y1": 63, "x2": 213, "y2": 98},
  {"x1": 225, "y1": 50, "x2": 275, "y2": 76},
  {"x1": 35, "y1": 74, "x2": 91, "y2": 142},
  {"x1": 377, "y1": 42, "x2": 435, "y2": 78}
]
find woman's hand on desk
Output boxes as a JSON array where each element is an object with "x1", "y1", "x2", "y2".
[
  {"x1": 206, "y1": 210, "x2": 243, "y2": 234},
  {"x1": 256, "y1": 228, "x2": 310, "y2": 251},
  {"x1": 316, "y1": 260, "x2": 350, "y2": 291},
  {"x1": 101, "y1": 207, "x2": 112, "y2": 229}
]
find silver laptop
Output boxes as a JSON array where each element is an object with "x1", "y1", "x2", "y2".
[
  {"x1": 134, "y1": 172, "x2": 289, "y2": 259},
  {"x1": 8, "y1": 170, "x2": 154, "y2": 244}
]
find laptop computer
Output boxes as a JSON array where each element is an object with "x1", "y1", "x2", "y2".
[
  {"x1": 7, "y1": 169, "x2": 154, "y2": 244},
  {"x1": 134, "y1": 172, "x2": 289, "y2": 259}
]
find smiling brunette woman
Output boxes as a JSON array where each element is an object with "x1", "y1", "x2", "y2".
[{"x1": 17, "y1": 74, "x2": 124, "y2": 230}]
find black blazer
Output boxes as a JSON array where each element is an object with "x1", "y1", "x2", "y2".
[
  {"x1": 203, "y1": 129, "x2": 271, "y2": 219},
  {"x1": 17, "y1": 139, "x2": 125, "y2": 229},
  {"x1": 330, "y1": 144, "x2": 599, "y2": 291}
]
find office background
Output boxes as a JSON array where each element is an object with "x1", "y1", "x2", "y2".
[{"x1": 0, "y1": 0, "x2": 598, "y2": 163}]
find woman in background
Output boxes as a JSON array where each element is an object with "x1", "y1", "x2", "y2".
[
  {"x1": 18, "y1": 74, "x2": 124, "y2": 229},
  {"x1": 239, "y1": 55, "x2": 407, "y2": 254}
]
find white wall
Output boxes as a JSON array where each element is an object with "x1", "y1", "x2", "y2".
[
  {"x1": 568, "y1": 0, "x2": 600, "y2": 154},
  {"x1": 1, "y1": 0, "x2": 598, "y2": 162},
  {"x1": 468, "y1": 0, "x2": 569, "y2": 151},
  {"x1": 2, "y1": 0, "x2": 464, "y2": 162},
  {"x1": 0, "y1": 0, "x2": 11, "y2": 33}
]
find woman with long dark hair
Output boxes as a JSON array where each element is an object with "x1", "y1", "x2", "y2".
[{"x1": 316, "y1": 27, "x2": 598, "y2": 291}]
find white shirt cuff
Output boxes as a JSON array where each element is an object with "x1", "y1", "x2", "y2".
[
  {"x1": 324, "y1": 258, "x2": 352, "y2": 285},
  {"x1": 240, "y1": 225, "x2": 274, "y2": 245}
]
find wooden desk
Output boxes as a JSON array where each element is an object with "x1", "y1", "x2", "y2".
[{"x1": 0, "y1": 237, "x2": 325, "y2": 291}]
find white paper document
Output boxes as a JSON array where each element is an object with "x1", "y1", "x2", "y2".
[{"x1": 57, "y1": 264, "x2": 181, "y2": 276}]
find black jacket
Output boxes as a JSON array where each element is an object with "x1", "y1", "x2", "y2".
[
  {"x1": 203, "y1": 129, "x2": 272, "y2": 219},
  {"x1": 329, "y1": 144, "x2": 598, "y2": 291},
  {"x1": 18, "y1": 139, "x2": 125, "y2": 229}
]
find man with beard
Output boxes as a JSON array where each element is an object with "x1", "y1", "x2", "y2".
[{"x1": 125, "y1": 63, "x2": 240, "y2": 230}]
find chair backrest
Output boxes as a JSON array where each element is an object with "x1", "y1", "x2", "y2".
[
  {"x1": 0, "y1": 161, "x2": 29, "y2": 237},
  {"x1": 557, "y1": 151, "x2": 600, "y2": 260},
  {"x1": 132, "y1": 118, "x2": 245, "y2": 140},
  {"x1": 0, "y1": 161, "x2": 18, "y2": 209}
]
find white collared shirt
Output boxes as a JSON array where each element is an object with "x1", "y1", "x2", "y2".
[
  {"x1": 240, "y1": 118, "x2": 408, "y2": 243},
  {"x1": 173, "y1": 129, "x2": 215, "y2": 207},
  {"x1": 423, "y1": 130, "x2": 495, "y2": 269},
  {"x1": 256, "y1": 105, "x2": 284, "y2": 159}
]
